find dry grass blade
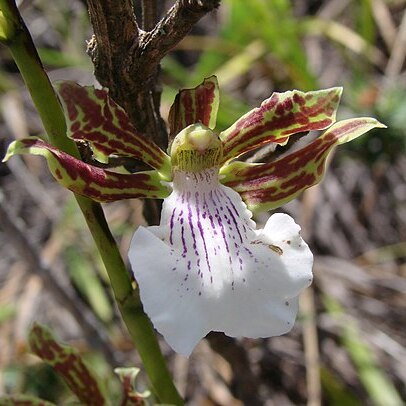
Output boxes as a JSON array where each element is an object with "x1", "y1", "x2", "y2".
[
  {"x1": 372, "y1": 0, "x2": 397, "y2": 50},
  {"x1": 301, "y1": 288, "x2": 321, "y2": 406},
  {"x1": 305, "y1": 18, "x2": 387, "y2": 69},
  {"x1": 0, "y1": 193, "x2": 119, "y2": 367},
  {"x1": 385, "y1": 9, "x2": 406, "y2": 77}
]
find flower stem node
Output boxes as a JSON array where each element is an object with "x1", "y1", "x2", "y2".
[{"x1": 170, "y1": 123, "x2": 223, "y2": 172}]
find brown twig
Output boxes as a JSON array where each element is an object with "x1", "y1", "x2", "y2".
[
  {"x1": 86, "y1": 0, "x2": 220, "y2": 149},
  {"x1": 141, "y1": 0, "x2": 158, "y2": 31},
  {"x1": 300, "y1": 288, "x2": 321, "y2": 406},
  {"x1": 86, "y1": 0, "x2": 139, "y2": 87},
  {"x1": 139, "y1": 1, "x2": 220, "y2": 71}
]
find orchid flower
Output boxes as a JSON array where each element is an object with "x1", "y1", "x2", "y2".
[{"x1": 4, "y1": 77, "x2": 384, "y2": 356}]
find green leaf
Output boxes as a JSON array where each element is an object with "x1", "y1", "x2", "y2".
[
  {"x1": 221, "y1": 117, "x2": 386, "y2": 212},
  {"x1": 4, "y1": 138, "x2": 171, "y2": 202},
  {"x1": 192, "y1": 0, "x2": 316, "y2": 89},
  {"x1": 168, "y1": 76, "x2": 220, "y2": 138},
  {"x1": 220, "y1": 87, "x2": 342, "y2": 163},
  {"x1": 56, "y1": 82, "x2": 171, "y2": 178},
  {"x1": 65, "y1": 247, "x2": 113, "y2": 323},
  {"x1": 37, "y1": 48, "x2": 89, "y2": 69},
  {"x1": 28, "y1": 323, "x2": 108, "y2": 406},
  {"x1": 0, "y1": 304, "x2": 16, "y2": 325},
  {"x1": 320, "y1": 368, "x2": 360, "y2": 406},
  {"x1": 213, "y1": 40, "x2": 266, "y2": 87}
]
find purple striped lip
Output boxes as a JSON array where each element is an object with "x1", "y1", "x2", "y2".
[{"x1": 163, "y1": 168, "x2": 259, "y2": 293}]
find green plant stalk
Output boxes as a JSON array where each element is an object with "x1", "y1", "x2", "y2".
[{"x1": 0, "y1": 1, "x2": 182, "y2": 404}]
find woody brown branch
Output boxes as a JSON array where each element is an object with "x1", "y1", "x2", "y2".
[
  {"x1": 86, "y1": 0, "x2": 220, "y2": 150},
  {"x1": 141, "y1": 0, "x2": 158, "y2": 31}
]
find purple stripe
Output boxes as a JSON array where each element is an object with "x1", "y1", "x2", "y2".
[
  {"x1": 210, "y1": 190, "x2": 231, "y2": 257},
  {"x1": 181, "y1": 225, "x2": 187, "y2": 256},
  {"x1": 169, "y1": 207, "x2": 176, "y2": 245},
  {"x1": 195, "y1": 191, "x2": 212, "y2": 282},
  {"x1": 186, "y1": 191, "x2": 199, "y2": 256},
  {"x1": 215, "y1": 209, "x2": 232, "y2": 263},
  {"x1": 220, "y1": 190, "x2": 244, "y2": 243},
  {"x1": 204, "y1": 193, "x2": 217, "y2": 235}
]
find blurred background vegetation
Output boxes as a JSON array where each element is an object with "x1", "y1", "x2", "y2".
[{"x1": 0, "y1": 0, "x2": 405, "y2": 404}]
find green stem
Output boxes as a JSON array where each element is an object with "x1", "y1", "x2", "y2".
[
  {"x1": 0, "y1": 1, "x2": 182, "y2": 404},
  {"x1": 79, "y1": 200, "x2": 183, "y2": 404}
]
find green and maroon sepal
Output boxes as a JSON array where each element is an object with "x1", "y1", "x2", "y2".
[
  {"x1": 220, "y1": 87, "x2": 343, "y2": 164},
  {"x1": 168, "y1": 76, "x2": 219, "y2": 138},
  {"x1": 56, "y1": 82, "x2": 171, "y2": 178},
  {"x1": 220, "y1": 117, "x2": 386, "y2": 212},
  {"x1": 4, "y1": 138, "x2": 170, "y2": 202},
  {"x1": 29, "y1": 323, "x2": 108, "y2": 405},
  {"x1": 3, "y1": 78, "x2": 384, "y2": 211}
]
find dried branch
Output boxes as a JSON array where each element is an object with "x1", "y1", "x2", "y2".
[
  {"x1": 138, "y1": 0, "x2": 221, "y2": 73},
  {"x1": 86, "y1": 0, "x2": 139, "y2": 87},
  {"x1": 141, "y1": 0, "x2": 158, "y2": 31},
  {"x1": 86, "y1": 0, "x2": 220, "y2": 149}
]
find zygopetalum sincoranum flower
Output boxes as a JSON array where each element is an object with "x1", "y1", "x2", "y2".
[{"x1": 4, "y1": 77, "x2": 385, "y2": 356}]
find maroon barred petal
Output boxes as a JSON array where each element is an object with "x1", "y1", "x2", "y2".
[
  {"x1": 168, "y1": 76, "x2": 220, "y2": 137},
  {"x1": 220, "y1": 87, "x2": 343, "y2": 164},
  {"x1": 220, "y1": 118, "x2": 385, "y2": 212},
  {"x1": 4, "y1": 138, "x2": 170, "y2": 202},
  {"x1": 29, "y1": 323, "x2": 108, "y2": 405},
  {"x1": 57, "y1": 82, "x2": 171, "y2": 176}
]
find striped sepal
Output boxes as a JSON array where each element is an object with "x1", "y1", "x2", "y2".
[
  {"x1": 4, "y1": 138, "x2": 170, "y2": 202},
  {"x1": 220, "y1": 87, "x2": 342, "y2": 164},
  {"x1": 57, "y1": 82, "x2": 171, "y2": 177},
  {"x1": 221, "y1": 118, "x2": 385, "y2": 212},
  {"x1": 29, "y1": 323, "x2": 108, "y2": 405},
  {"x1": 168, "y1": 76, "x2": 220, "y2": 138}
]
